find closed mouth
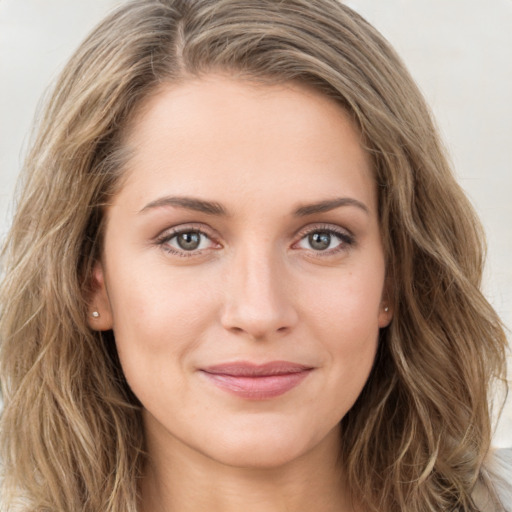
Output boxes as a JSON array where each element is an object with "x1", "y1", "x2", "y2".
[{"x1": 200, "y1": 361, "x2": 314, "y2": 399}]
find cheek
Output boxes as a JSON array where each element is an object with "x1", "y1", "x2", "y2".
[
  {"x1": 304, "y1": 258, "x2": 385, "y2": 335},
  {"x1": 106, "y1": 261, "x2": 221, "y2": 384},
  {"x1": 301, "y1": 260, "x2": 384, "y2": 391}
]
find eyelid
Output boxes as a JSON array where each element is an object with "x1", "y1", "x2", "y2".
[
  {"x1": 294, "y1": 223, "x2": 354, "y2": 241},
  {"x1": 295, "y1": 222, "x2": 354, "y2": 238},
  {"x1": 155, "y1": 222, "x2": 214, "y2": 240}
]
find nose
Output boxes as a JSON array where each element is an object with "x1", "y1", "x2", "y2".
[{"x1": 220, "y1": 246, "x2": 299, "y2": 341}]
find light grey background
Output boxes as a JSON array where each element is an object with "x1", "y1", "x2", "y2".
[{"x1": 1, "y1": 0, "x2": 511, "y2": 445}]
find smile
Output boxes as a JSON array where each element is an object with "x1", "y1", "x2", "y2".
[{"x1": 200, "y1": 361, "x2": 314, "y2": 400}]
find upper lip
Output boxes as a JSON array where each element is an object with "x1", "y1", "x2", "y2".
[{"x1": 201, "y1": 361, "x2": 313, "y2": 377}]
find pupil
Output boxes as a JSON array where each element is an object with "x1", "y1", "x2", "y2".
[
  {"x1": 309, "y1": 232, "x2": 331, "y2": 250},
  {"x1": 177, "y1": 232, "x2": 201, "y2": 250}
]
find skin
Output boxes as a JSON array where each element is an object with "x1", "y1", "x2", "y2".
[{"x1": 90, "y1": 75, "x2": 392, "y2": 512}]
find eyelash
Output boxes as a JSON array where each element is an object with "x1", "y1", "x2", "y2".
[{"x1": 155, "y1": 223, "x2": 355, "y2": 258}]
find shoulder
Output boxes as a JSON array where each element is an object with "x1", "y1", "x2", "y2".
[{"x1": 472, "y1": 447, "x2": 512, "y2": 511}]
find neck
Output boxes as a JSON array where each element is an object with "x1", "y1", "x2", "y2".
[{"x1": 140, "y1": 421, "x2": 358, "y2": 512}]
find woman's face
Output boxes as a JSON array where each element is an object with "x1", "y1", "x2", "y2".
[{"x1": 91, "y1": 76, "x2": 392, "y2": 469}]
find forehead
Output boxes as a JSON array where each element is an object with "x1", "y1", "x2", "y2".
[{"x1": 114, "y1": 75, "x2": 376, "y2": 214}]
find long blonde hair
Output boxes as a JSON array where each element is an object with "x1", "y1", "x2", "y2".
[{"x1": 0, "y1": 1, "x2": 508, "y2": 510}]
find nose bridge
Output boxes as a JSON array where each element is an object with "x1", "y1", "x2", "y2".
[{"x1": 221, "y1": 240, "x2": 297, "y2": 338}]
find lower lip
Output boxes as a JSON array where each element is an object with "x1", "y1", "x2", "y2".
[{"x1": 200, "y1": 370, "x2": 312, "y2": 400}]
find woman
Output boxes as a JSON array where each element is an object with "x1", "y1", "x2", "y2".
[{"x1": 0, "y1": 0, "x2": 509, "y2": 510}]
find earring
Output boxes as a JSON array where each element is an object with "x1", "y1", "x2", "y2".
[
  {"x1": 91, "y1": 311, "x2": 100, "y2": 318},
  {"x1": 384, "y1": 306, "x2": 389, "y2": 312}
]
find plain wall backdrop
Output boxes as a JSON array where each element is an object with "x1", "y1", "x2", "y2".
[{"x1": 1, "y1": 0, "x2": 511, "y2": 445}]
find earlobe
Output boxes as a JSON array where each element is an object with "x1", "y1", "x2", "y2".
[
  {"x1": 378, "y1": 303, "x2": 393, "y2": 328},
  {"x1": 378, "y1": 274, "x2": 394, "y2": 328},
  {"x1": 87, "y1": 262, "x2": 114, "y2": 331}
]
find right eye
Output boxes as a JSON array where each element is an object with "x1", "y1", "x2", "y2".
[{"x1": 157, "y1": 228, "x2": 218, "y2": 256}]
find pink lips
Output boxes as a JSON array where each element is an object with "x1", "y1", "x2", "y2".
[{"x1": 200, "y1": 361, "x2": 313, "y2": 400}]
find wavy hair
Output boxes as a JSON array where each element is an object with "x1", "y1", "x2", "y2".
[{"x1": 0, "y1": 0, "x2": 508, "y2": 510}]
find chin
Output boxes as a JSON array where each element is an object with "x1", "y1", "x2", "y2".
[
  {"x1": 213, "y1": 441, "x2": 309, "y2": 470},
  {"x1": 202, "y1": 421, "x2": 339, "y2": 471}
]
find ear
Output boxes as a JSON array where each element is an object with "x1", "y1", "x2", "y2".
[
  {"x1": 87, "y1": 262, "x2": 114, "y2": 331},
  {"x1": 378, "y1": 274, "x2": 394, "y2": 328}
]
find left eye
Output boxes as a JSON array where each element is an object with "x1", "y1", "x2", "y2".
[
  {"x1": 165, "y1": 231, "x2": 213, "y2": 252},
  {"x1": 296, "y1": 230, "x2": 347, "y2": 251}
]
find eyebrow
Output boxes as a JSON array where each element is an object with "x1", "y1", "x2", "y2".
[
  {"x1": 139, "y1": 195, "x2": 369, "y2": 217},
  {"x1": 139, "y1": 196, "x2": 227, "y2": 216},
  {"x1": 293, "y1": 197, "x2": 369, "y2": 216}
]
